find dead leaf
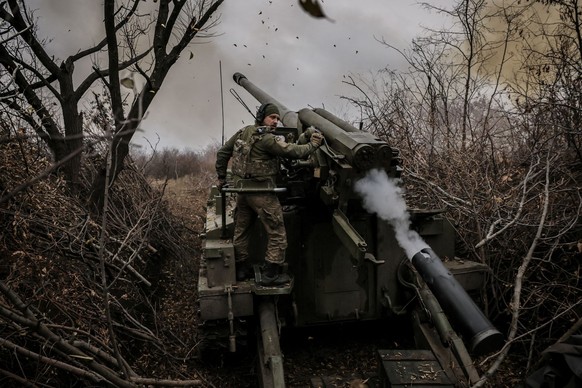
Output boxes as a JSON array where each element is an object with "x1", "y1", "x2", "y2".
[
  {"x1": 298, "y1": 0, "x2": 334, "y2": 21},
  {"x1": 120, "y1": 77, "x2": 134, "y2": 89}
]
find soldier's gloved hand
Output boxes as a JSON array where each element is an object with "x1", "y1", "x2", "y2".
[
  {"x1": 310, "y1": 132, "x2": 324, "y2": 148},
  {"x1": 217, "y1": 177, "x2": 227, "y2": 191}
]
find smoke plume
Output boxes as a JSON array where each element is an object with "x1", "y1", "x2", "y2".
[{"x1": 354, "y1": 169, "x2": 428, "y2": 259}]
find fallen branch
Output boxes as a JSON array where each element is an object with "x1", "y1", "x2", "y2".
[
  {"x1": 0, "y1": 281, "x2": 134, "y2": 387},
  {"x1": 0, "y1": 368, "x2": 38, "y2": 388},
  {"x1": 0, "y1": 337, "x2": 106, "y2": 385},
  {"x1": 0, "y1": 146, "x2": 84, "y2": 205},
  {"x1": 129, "y1": 377, "x2": 202, "y2": 386}
]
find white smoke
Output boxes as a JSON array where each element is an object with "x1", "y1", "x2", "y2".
[{"x1": 354, "y1": 169, "x2": 428, "y2": 259}]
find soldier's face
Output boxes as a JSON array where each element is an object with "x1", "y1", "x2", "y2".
[{"x1": 263, "y1": 114, "x2": 280, "y2": 129}]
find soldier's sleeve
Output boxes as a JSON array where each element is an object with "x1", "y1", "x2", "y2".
[
  {"x1": 263, "y1": 133, "x2": 316, "y2": 159},
  {"x1": 215, "y1": 131, "x2": 239, "y2": 178}
]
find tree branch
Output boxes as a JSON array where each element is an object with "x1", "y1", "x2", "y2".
[
  {"x1": 472, "y1": 151, "x2": 553, "y2": 387},
  {"x1": 474, "y1": 157, "x2": 541, "y2": 248},
  {"x1": 2, "y1": 0, "x2": 60, "y2": 75}
]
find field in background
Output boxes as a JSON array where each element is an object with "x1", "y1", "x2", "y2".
[{"x1": 151, "y1": 174, "x2": 213, "y2": 233}]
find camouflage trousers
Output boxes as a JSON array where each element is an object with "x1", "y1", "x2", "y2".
[{"x1": 233, "y1": 193, "x2": 287, "y2": 265}]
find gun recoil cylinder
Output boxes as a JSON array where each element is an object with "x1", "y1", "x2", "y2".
[
  {"x1": 312, "y1": 108, "x2": 360, "y2": 133},
  {"x1": 411, "y1": 248, "x2": 504, "y2": 356}
]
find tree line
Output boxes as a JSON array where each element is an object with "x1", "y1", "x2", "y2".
[{"x1": 131, "y1": 143, "x2": 219, "y2": 180}]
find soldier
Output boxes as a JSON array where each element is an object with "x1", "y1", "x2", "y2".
[{"x1": 216, "y1": 103, "x2": 323, "y2": 286}]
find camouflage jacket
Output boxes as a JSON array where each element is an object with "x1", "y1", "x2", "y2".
[{"x1": 216, "y1": 125, "x2": 316, "y2": 181}]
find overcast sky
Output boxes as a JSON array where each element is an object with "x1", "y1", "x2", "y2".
[{"x1": 29, "y1": 0, "x2": 449, "y2": 151}]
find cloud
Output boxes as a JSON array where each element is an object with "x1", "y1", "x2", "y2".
[{"x1": 24, "y1": 0, "x2": 444, "y2": 151}]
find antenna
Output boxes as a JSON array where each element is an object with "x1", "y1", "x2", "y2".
[
  {"x1": 219, "y1": 60, "x2": 225, "y2": 145},
  {"x1": 218, "y1": 61, "x2": 227, "y2": 240}
]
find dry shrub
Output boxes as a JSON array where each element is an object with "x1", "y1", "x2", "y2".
[
  {"x1": 397, "y1": 140, "x2": 582, "y2": 380},
  {"x1": 0, "y1": 136, "x2": 213, "y2": 386}
]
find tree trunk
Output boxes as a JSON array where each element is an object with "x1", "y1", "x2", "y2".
[
  {"x1": 59, "y1": 61, "x2": 84, "y2": 194},
  {"x1": 88, "y1": 80, "x2": 158, "y2": 212}
]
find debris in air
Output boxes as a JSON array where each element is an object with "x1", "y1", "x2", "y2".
[{"x1": 298, "y1": 0, "x2": 334, "y2": 22}]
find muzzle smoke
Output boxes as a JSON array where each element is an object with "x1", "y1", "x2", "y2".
[{"x1": 354, "y1": 169, "x2": 428, "y2": 259}]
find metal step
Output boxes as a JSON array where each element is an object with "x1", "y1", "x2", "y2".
[{"x1": 252, "y1": 265, "x2": 294, "y2": 295}]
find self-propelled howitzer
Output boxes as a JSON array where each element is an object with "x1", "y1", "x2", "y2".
[{"x1": 196, "y1": 72, "x2": 504, "y2": 387}]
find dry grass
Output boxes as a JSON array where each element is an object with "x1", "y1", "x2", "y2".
[{"x1": 152, "y1": 174, "x2": 213, "y2": 233}]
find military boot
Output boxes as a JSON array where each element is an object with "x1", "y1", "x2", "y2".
[
  {"x1": 236, "y1": 261, "x2": 253, "y2": 281},
  {"x1": 259, "y1": 262, "x2": 291, "y2": 286}
]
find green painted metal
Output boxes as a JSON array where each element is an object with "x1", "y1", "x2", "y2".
[{"x1": 196, "y1": 73, "x2": 503, "y2": 387}]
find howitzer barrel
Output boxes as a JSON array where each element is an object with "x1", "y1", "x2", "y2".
[
  {"x1": 233, "y1": 72, "x2": 394, "y2": 171},
  {"x1": 313, "y1": 108, "x2": 359, "y2": 132},
  {"x1": 233, "y1": 72, "x2": 298, "y2": 128},
  {"x1": 411, "y1": 248, "x2": 504, "y2": 356}
]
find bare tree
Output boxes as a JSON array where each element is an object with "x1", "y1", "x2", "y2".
[
  {"x1": 508, "y1": 0, "x2": 582, "y2": 164},
  {"x1": 0, "y1": 0, "x2": 224, "y2": 210}
]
